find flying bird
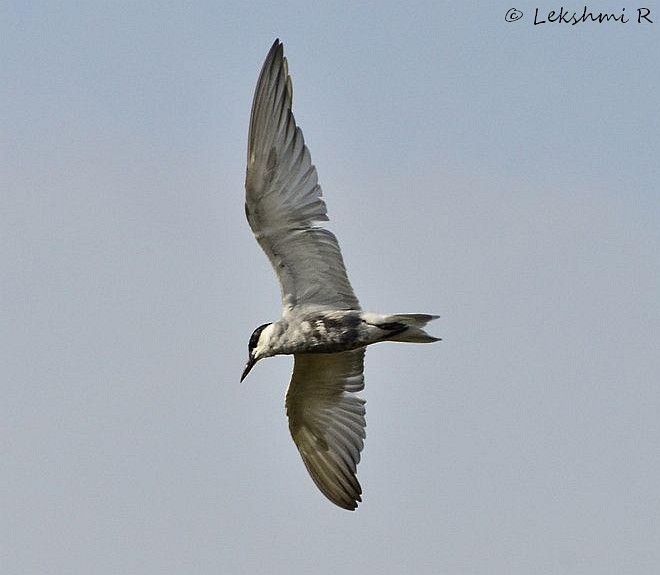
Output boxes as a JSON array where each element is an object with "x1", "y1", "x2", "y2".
[{"x1": 242, "y1": 39, "x2": 440, "y2": 510}]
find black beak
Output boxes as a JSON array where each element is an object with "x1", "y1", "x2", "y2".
[{"x1": 241, "y1": 357, "x2": 256, "y2": 382}]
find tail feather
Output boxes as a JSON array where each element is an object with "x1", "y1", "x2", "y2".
[
  {"x1": 377, "y1": 313, "x2": 440, "y2": 343},
  {"x1": 385, "y1": 313, "x2": 439, "y2": 327}
]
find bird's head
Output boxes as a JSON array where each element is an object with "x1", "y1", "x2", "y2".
[{"x1": 241, "y1": 322, "x2": 273, "y2": 382}]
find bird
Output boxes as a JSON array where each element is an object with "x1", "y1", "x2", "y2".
[{"x1": 241, "y1": 39, "x2": 440, "y2": 510}]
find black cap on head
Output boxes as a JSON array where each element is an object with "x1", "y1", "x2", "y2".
[
  {"x1": 241, "y1": 323, "x2": 271, "y2": 382},
  {"x1": 248, "y1": 323, "x2": 271, "y2": 353}
]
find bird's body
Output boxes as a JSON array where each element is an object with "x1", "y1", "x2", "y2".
[
  {"x1": 241, "y1": 40, "x2": 440, "y2": 510},
  {"x1": 253, "y1": 311, "x2": 438, "y2": 358}
]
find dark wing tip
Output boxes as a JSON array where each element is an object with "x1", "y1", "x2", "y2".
[
  {"x1": 248, "y1": 39, "x2": 290, "y2": 150},
  {"x1": 265, "y1": 38, "x2": 284, "y2": 68},
  {"x1": 254, "y1": 39, "x2": 286, "y2": 90},
  {"x1": 315, "y1": 475, "x2": 362, "y2": 511}
]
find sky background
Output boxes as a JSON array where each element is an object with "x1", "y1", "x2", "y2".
[{"x1": 3, "y1": 1, "x2": 660, "y2": 573}]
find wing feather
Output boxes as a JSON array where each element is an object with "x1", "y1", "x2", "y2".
[
  {"x1": 285, "y1": 349, "x2": 366, "y2": 510},
  {"x1": 246, "y1": 40, "x2": 360, "y2": 314}
]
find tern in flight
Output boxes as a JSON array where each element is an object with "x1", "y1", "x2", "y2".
[{"x1": 242, "y1": 40, "x2": 440, "y2": 510}]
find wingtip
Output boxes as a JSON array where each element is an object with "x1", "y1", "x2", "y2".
[
  {"x1": 262, "y1": 39, "x2": 282, "y2": 65},
  {"x1": 262, "y1": 39, "x2": 286, "y2": 77},
  {"x1": 270, "y1": 38, "x2": 283, "y2": 55},
  {"x1": 337, "y1": 495, "x2": 360, "y2": 511}
]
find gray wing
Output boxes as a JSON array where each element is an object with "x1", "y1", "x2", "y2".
[
  {"x1": 245, "y1": 40, "x2": 360, "y2": 314},
  {"x1": 285, "y1": 349, "x2": 366, "y2": 510}
]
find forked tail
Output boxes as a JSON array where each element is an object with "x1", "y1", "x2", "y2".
[{"x1": 378, "y1": 313, "x2": 440, "y2": 343}]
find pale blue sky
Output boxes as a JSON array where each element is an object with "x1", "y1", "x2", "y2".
[{"x1": 3, "y1": 1, "x2": 660, "y2": 573}]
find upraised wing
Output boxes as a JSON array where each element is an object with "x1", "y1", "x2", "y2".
[
  {"x1": 285, "y1": 349, "x2": 367, "y2": 510},
  {"x1": 245, "y1": 40, "x2": 360, "y2": 314}
]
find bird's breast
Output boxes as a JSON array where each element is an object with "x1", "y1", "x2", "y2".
[{"x1": 277, "y1": 311, "x2": 370, "y2": 354}]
